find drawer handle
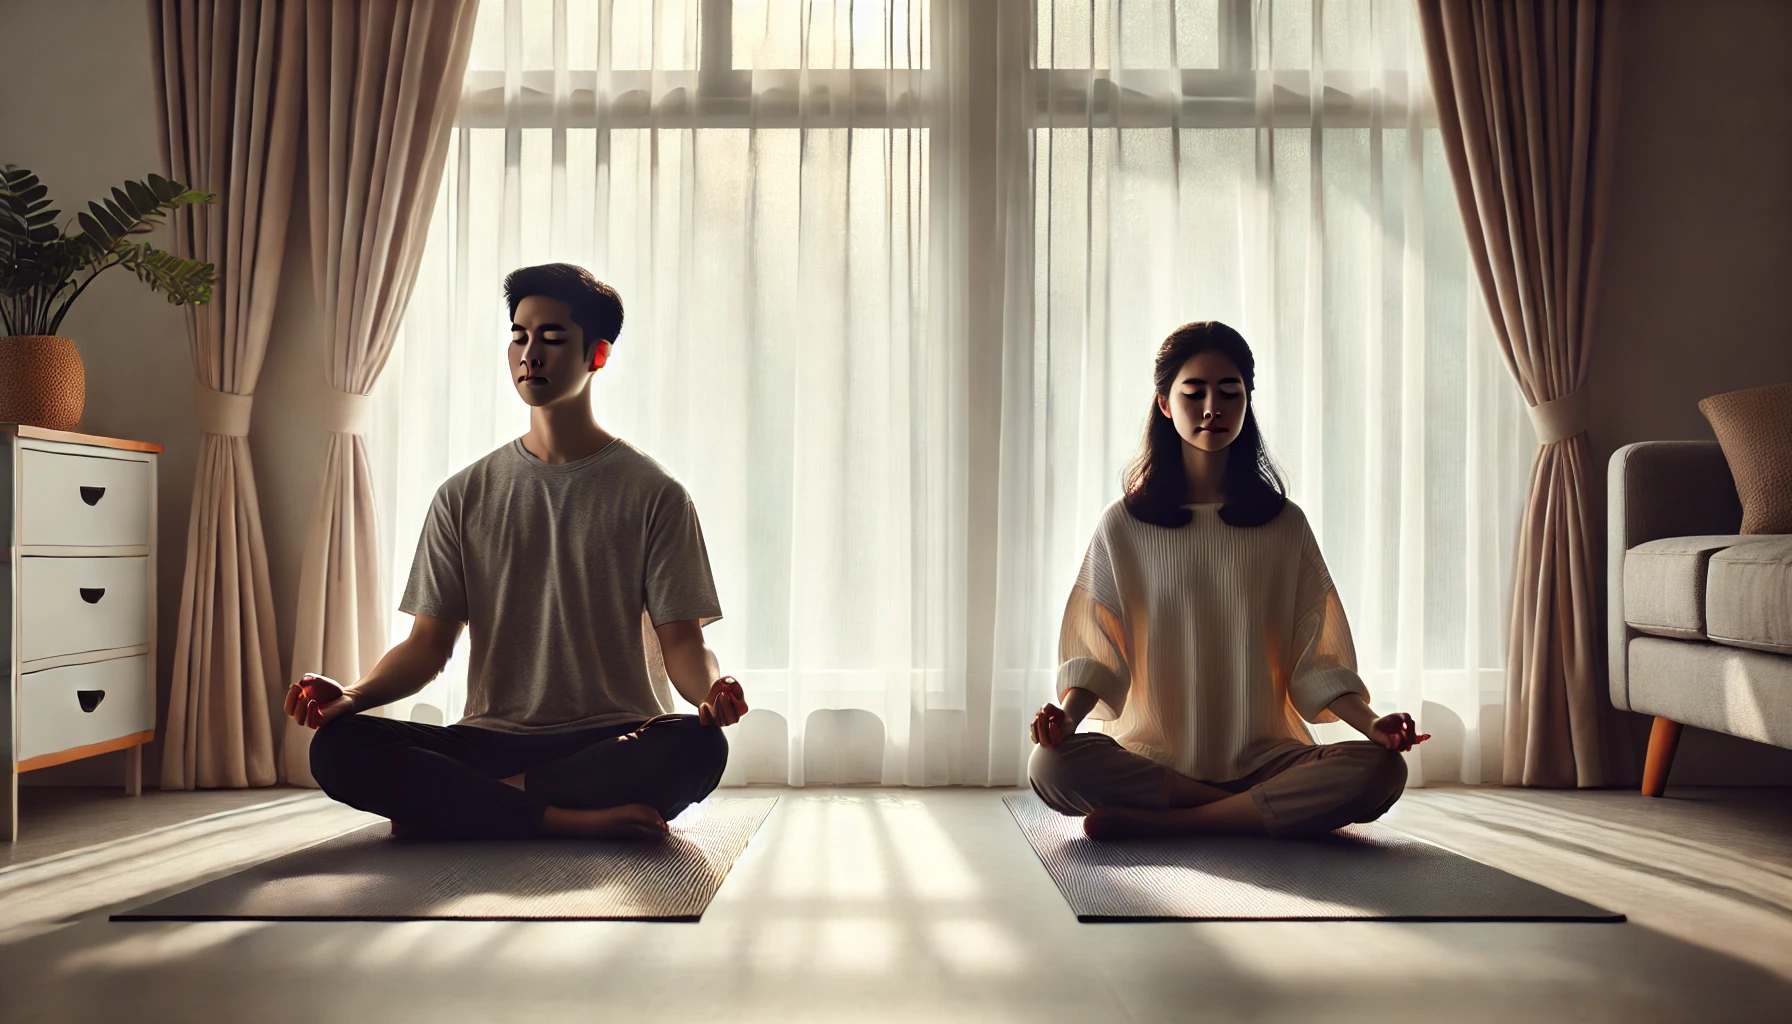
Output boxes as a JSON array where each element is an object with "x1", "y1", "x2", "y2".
[
  {"x1": 79, "y1": 486, "x2": 107, "y2": 506},
  {"x1": 80, "y1": 587, "x2": 106, "y2": 604},
  {"x1": 77, "y1": 690, "x2": 106, "y2": 713}
]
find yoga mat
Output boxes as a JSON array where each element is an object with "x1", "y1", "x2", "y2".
[
  {"x1": 113, "y1": 796, "x2": 777, "y2": 922},
  {"x1": 1004, "y1": 794, "x2": 1624, "y2": 922}
]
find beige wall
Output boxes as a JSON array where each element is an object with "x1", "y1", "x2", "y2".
[
  {"x1": 1589, "y1": 0, "x2": 1792, "y2": 783},
  {"x1": 3, "y1": 0, "x2": 1788, "y2": 786}
]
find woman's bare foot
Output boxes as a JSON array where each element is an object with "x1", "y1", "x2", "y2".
[
  {"x1": 1084, "y1": 806, "x2": 1180, "y2": 840},
  {"x1": 1084, "y1": 790, "x2": 1270, "y2": 840},
  {"x1": 540, "y1": 803, "x2": 669, "y2": 840}
]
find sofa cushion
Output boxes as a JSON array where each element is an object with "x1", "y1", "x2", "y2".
[
  {"x1": 1699, "y1": 382, "x2": 1792, "y2": 534},
  {"x1": 1706, "y1": 536, "x2": 1792, "y2": 654},
  {"x1": 1624, "y1": 535, "x2": 1752, "y2": 640}
]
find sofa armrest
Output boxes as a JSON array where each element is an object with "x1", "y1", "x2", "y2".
[{"x1": 1607, "y1": 441, "x2": 1743, "y2": 711}]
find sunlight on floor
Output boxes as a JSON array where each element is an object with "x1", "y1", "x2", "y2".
[{"x1": 5, "y1": 786, "x2": 1791, "y2": 1023}]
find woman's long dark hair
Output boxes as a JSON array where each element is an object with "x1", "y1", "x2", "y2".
[{"x1": 1121, "y1": 321, "x2": 1287, "y2": 529}]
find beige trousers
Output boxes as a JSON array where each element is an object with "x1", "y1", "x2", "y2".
[{"x1": 1028, "y1": 733, "x2": 1408, "y2": 838}]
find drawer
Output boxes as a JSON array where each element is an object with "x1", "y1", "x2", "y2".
[
  {"x1": 18, "y1": 655, "x2": 153, "y2": 763},
  {"x1": 20, "y1": 556, "x2": 151, "y2": 662},
  {"x1": 20, "y1": 449, "x2": 153, "y2": 548}
]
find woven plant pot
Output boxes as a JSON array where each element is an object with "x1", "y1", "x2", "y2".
[{"x1": 0, "y1": 335, "x2": 86, "y2": 431}]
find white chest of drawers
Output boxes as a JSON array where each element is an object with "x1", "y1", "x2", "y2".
[{"x1": 2, "y1": 427, "x2": 161, "y2": 841}]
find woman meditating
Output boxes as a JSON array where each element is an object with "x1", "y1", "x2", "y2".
[{"x1": 1029, "y1": 321, "x2": 1427, "y2": 840}]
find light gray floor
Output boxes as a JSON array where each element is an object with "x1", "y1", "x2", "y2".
[{"x1": 3, "y1": 784, "x2": 1790, "y2": 1023}]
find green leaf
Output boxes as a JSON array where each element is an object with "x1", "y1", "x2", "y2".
[
  {"x1": 104, "y1": 197, "x2": 155, "y2": 236},
  {"x1": 110, "y1": 187, "x2": 141, "y2": 219},
  {"x1": 76, "y1": 210, "x2": 113, "y2": 252},
  {"x1": 121, "y1": 243, "x2": 215, "y2": 306},
  {"x1": 124, "y1": 179, "x2": 157, "y2": 214},
  {"x1": 88, "y1": 201, "x2": 127, "y2": 245}
]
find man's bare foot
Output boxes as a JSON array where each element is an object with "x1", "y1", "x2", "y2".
[
  {"x1": 540, "y1": 803, "x2": 669, "y2": 840},
  {"x1": 1084, "y1": 806, "x2": 1182, "y2": 840}
]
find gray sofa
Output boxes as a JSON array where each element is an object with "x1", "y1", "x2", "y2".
[{"x1": 1609, "y1": 440, "x2": 1792, "y2": 795}]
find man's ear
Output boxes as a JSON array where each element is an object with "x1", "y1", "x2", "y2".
[{"x1": 589, "y1": 340, "x2": 612, "y2": 371}]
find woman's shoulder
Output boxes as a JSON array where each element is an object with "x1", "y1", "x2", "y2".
[
  {"x1": 1274, "y1": 497, "x2": 1311, "y2": 529},
  {"x1": 1092, "y1": 498, "x2": 1147, "y2": 539}
]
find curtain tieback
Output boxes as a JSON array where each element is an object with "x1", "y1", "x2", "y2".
[
  {"x1": 322, "y1": 388, "x2": 371, "y2": 434},
  {"x1": 194, "y1": 385, "x2": 253, "y2": 437},
  {"x1": 1528, "y1": 387, "x2": 1589, "y2": 445}
]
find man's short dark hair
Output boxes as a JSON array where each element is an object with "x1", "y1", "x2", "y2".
[{"x1": 503, "y1": 263, "x2": 624, "y2": 356}]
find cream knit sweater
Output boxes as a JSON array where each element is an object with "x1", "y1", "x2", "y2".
[{"x1": 1057, "y1": 497, "x2": 1369, "y2": 783}]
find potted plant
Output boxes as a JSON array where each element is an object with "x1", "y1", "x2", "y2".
[{"x1": 0, "y1": 165, "x2": 216, "y2": 430}]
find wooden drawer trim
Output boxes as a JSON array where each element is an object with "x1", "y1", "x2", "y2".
[
  {"x1": 19, "y1": 731, "x2": 154, "y2": 772},
  {"x1": 17, "y1": 426, "x2": 164, "y2": 454}
]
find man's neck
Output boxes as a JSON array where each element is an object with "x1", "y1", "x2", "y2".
[{"x1": 522, "y1": 399, "x2": 615, "y2": 465}]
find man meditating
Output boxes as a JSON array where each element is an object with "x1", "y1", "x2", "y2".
[{"x1": 289, "y1": 263, "x2": 746, "y2": 841}]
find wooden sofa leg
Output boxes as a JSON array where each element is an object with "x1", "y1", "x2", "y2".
[{"x1": 1642, "y1": 717, "x2": 1683, "y2": 797}]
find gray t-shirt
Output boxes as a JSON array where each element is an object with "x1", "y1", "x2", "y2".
[{"x1": 400, "y1": 438, "x2": 722, "y2": 734}]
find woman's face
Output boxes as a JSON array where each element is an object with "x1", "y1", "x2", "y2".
[{"x1": 1156, "y1": 349, "x2": 1248, "y2": 453}]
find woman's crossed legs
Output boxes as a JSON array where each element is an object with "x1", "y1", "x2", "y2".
[{"x1": 1028, "y1": 733, "x2": 1406, "y2": 839}]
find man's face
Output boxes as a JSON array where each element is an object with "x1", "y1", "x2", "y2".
[{"x1": 509, "y1": 294, "x2": 609, "y2": 408}]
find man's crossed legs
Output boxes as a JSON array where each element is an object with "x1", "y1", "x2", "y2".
[{"x1": 310, "y1": 713, "x2": 728, "y2": 840}]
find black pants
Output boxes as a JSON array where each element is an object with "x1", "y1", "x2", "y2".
[{"x1": 309, "y1": 712, "x2": 729, "y2": 839}]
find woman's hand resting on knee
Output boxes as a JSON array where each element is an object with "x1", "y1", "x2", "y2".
[
  {"x1": 1031, "y1": 704, "x2": 1070, "y2": 747},
  {"x1": 1366, "y1": 711, "x2": 1430, "y2": 752},
  {"x1": 1325, "y1": 694, "x2": 1430, "y2": 752},
  {"x1": 1031, "y1": 687, "x2": 1099, "y2": 747},
  {"x1": 285, "y1": 673, "x2": 358, "y2": 730}
]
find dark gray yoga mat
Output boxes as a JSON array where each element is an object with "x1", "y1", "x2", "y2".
[
  {"x1": 113, "y1": 796, "x2": 777, "y2": 922},
  {"x1": 1005, "y1": 794, "x2": 1623, "y2": 922}
]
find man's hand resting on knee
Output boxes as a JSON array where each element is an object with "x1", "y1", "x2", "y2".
[
  {"x1": 698, "y1": 676, "x2": 747, "y2": 726},
  {"x1": 285, "y1": 673, "x2": 358, "y2": 729}
]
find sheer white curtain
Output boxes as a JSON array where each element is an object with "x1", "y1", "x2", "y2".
[
  {"x1": 369, "y1": 0, "x2": 1529, "y2": 790},
  {"x1": 368, "y1": 0, "x2": 970, "y2": 785},
  {"x1": 989, "y1": 0, "x2": 1533, "y2": 788}
]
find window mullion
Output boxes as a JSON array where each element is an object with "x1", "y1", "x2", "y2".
[
  {"x1": 1219, "y1": 0, "x2": 1253, "y2": 71},
  {"x1": 699, "y1": 0, "x2": 735, "y2": 95}
]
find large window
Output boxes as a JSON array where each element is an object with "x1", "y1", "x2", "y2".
[{"x1": 369, "y1": 0, "x2": 1530, "y2": 787}]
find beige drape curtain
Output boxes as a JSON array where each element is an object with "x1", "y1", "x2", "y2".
[
  {"x1": 1416, "y1": 0, "x2": 1626, "y2": 787},
  {"x1": 150, "y1": 0, "x2": 304, "y2": 790},
  {"x1": 278, "y1": 0, "x2": 478, "y2": 785}
]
